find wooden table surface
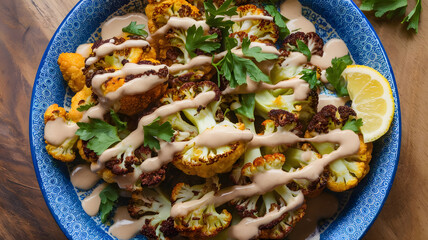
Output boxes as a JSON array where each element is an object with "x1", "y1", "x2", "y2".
[{"x1": 0, "y1": 0, "x2": 426, "y2": 239}]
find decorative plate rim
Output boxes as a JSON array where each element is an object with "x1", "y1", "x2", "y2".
[{"x1": 29, "y1": 0, "x2": 402, "y2": 239}]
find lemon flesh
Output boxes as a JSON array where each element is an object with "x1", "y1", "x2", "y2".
[{"x1": 342, "y1": 65, "x2": 394, "y2": 143}]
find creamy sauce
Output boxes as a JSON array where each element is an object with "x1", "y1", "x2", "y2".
[
  {"x1": 109, "y1": 206, "x2": 146, "y2": 239},
  {"x1": 44, "y1": 118, "x2": 78, "y2": 146},
  {"x1": 86, "y1": 39, "x2": 150, "y2": 66},
  {"x1": 280, "y1": 0, "x2": 316, "y2": 33},
  {"x1": 101, "y1": 13, "x2": 149, "y2": 39},
  {"x1": 81, "y1": 183, "x2": 107, "y2": 216},
  {"x1": 140, "y1": 126, "x2": 253, "y2": 173},
  {"x1": 310, "y1": 39, "x2": 349, "y2": 69},
  {"x1": 70, "y1": 164, "x2": 100, "y2": 190},
  {"x1": 229, "y1": 192, "x2": 305, "y2": 240},
  {"x1": 223, "y1": 76, "x2": 310, "y2": 101},
  {"x1": 76, "y1": 43, "x2": 92, "y2": 58},
  {"x1": 147, "y1": 17, "x2": 209, "y2": 43},
  {"x1": 280, "y1": 0, "x2": 350, "y2": 70},
  {"x1": 318, "y1": 95, "x2": 350, "y2": 111},
  {"x1": 288, "y1": 192, "x2": 339, "y2": 240}
]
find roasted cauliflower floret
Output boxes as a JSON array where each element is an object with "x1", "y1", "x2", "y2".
[
  {"x1": 231, "y1": 154, "x2": 306, "y2": 239},
  {"x1": 58, "y1": 53, "x2": 86, "y2": 92},
  {"x1": 171, "y1": 177, "x2": 232, "y2": 238},
  {"x1": 255, "y1": 87, "x2": 318, "y2": 127},
  {"x1": 161, "y1": 81, "x2": 248, "y2": 178},
  {"x1": 44, "y1": 104, "x2": 78, "y2": 162},
  {"x1": 271, "y1": 33, "x2": 323, "y2": 83},
  {"x1": 282, "y1": 32, "x2": 324, "y2": 56},
  {"x1": 128, "y1": 188, "x2": 178, "y2": 240},
  {"x1": 99, "y1": 60, "x2": 169, "y2": 116},
  {"x1": 230, "y1": 4, "x2": 279, "y2": 44},
  {"x1": 105, "y1": 144, "x2": 166, "y2": 191},
  {"x1": 68, "y1": 86, "x2": 97, "y2": 122},
  {"x1": 306, "y1": 105, "x2": 373, "y2": 192},
  {"x1": 283, "y1": 146, "x2": 328, "y2": 198},
  {"x1": 146, "y1": 0, "x2": 201, "y2": 33}
]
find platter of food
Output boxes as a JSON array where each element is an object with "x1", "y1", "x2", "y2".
[{"x1": 29, "y1": 0, "x2": 401, "y2": 239}]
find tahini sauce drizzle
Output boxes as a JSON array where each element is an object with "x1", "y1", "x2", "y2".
[
  {"x1": 70, "y1": 164, "x2": 100, "y2": 190},
  {"x1": 101, "y1": 13, "x2": 149, "y2": 39},
  {"x1": 281, "y1": 0, "x2": 315, "y2": 33},
  {"x1": 109, "y1": 206, "x2": 146, "y2": 239},
  {"x1": 44, "y1": 118, "x2": 78, "y2": 146},
  {"x1": 86, "y1": 39, "x2": 150, "y2": 66},
  {"x1": 280, "y1": 0, "x2": 350, "y2": 70},
  {"x1": 81, "y1": 183, "x2": 107, "y2": 216}
]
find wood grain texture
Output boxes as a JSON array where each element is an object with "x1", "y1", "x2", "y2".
[{"x1": 0, "y1": 0, "x2": 425, "y2": 239}]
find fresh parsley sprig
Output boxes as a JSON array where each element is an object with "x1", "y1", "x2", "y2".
[
  {"x1": 204, "y1": 0, "x2": 237, "y2": 29},
  {"x1": 77, "y1": 102, "x2": 95, "y2": 112},
  {"x1": 401, "y1": 0, "x2": 422, "y2": 32},
  {"x1": 360, "y1": 0, "x2": 422, "y2": 33},
  {"x1": 264, "y1": 4, "x2": 290, "y2": 39},
  {"x1": 342, "y1": 118, "x2": 363, "y2": 133},
  {"x1": 300, "y1": 69, "x2": 321, "y2": 90},
  {"x1": 286, "y1": 40, "x2": 312, "y2": 61},
  {"x1": 234, "y1": 93, "x2": 256, "y2": 120},
  {"x1": 76, "y1": 118, "x2": 121, "y2": 155},
  {"x1": 143, "y1": 117, "x2": 174, "y2": 150},
  {"x1": 99, "y1": 184, "x2": 119, "y2": 223},
  {"x1": 185, "y1": 25, "x2": 221, "y2": 58},
  {"x1": 110, "y1": 109, "x2": 127, "y2": 132},
  {"x1": 213, "y1": 37, "x2": 271, "y2": 88},
  {"x1": 122, "y1": 21, "x2": 148, "y2": 37},
  {"x1": 326, "y1": 55, "x2": 353, "y2": 97},
  {"x1": 241, "y1": 38, "x2": 279, "y2": 62}
]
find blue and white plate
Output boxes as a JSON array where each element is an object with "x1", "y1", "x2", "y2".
[{"x1": 29, "y1": 0, "x2": 401, "y2": 239}]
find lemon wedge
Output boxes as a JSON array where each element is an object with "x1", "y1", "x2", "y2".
[{"x1": 342, "y1": 65, "x2": 395, "y2": 143}]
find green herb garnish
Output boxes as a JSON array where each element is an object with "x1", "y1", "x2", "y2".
[
  {"x1": 143, "y1": 117, "x2": 174, "y2": 150},
  {"x1": 77, "y1": 102, "x2": 95, "y2": 112},
  {"x1": 186, "y1": 25, "x2": 221, "y2": 58},
  {"x1": 235, "y1": 93, "x2": 256, "y2": 120},
  {"x1": 99, "y1": 184, "x2": 119, "y2": 223},
  {"x1": 76, "y1": 118, "x2": 121, "y2": 155},
  {"x1": 122, "y1": 21, "x2": 148, "y2": 37},
  {"x1": 342, "y1": 118, "x2": 364, "y2": 133},
  {"x1": 326, "y1": 55, "x2": 353, "y2": 97},
  {"x1": 300, "y1": 69, "x2": 321, "y2": 90}
]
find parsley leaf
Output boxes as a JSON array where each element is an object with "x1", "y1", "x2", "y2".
[
  {"x1": 204, "y1": 0, "x2": 237, "y2": 29},
  {"x1": 99, "y1": 184, "x2": 119, "y2": 223},
  {"x1": 235, "y1": 93, "x2": 256, "y2": 120},
  {"x1": 213, "y1": 37, "x2": 270, "y2": 88},
  {"x1": 296, "y1": 40, "x2": 312, "y2": 61},
  {"x1": 300, "y1": 69, "x2": 321, "y2": 90},
  {"x1": 110, "y1": 109, "x2": 127, "y2": 132},
  {"x1": 122, "y1": 21, "x2": 148, "y2": 37},
  {"x1": 326, "y1": 55, "x2": 353, "y2": 97},
  {"x1": 342, "y1": 118, "x2": 363, "y2": 133},
  {"x1": 242, "y1": 38, "x2": 278, "y2": 62},
  {"x1": 76, "y1": 118, "x2": 121, "y2": 155},
  {"x1": 360, "y1": 0, "x2": 421, "y2": 33},
  {"x1": 143, "y1": 117, "x2": 174, "y2": 150},
  {"x1": 401, "y1": 0, "x2": 421, "y2": 33},
  {"x1": 185, "y1": 25, "x2": 221, "y2": 58},
  {"x1": 77, "y1": 102, "x2": 95, "y2": 112},
  {"x1": 264, "y1": 4, "x2": 290, "y2": 39}
]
